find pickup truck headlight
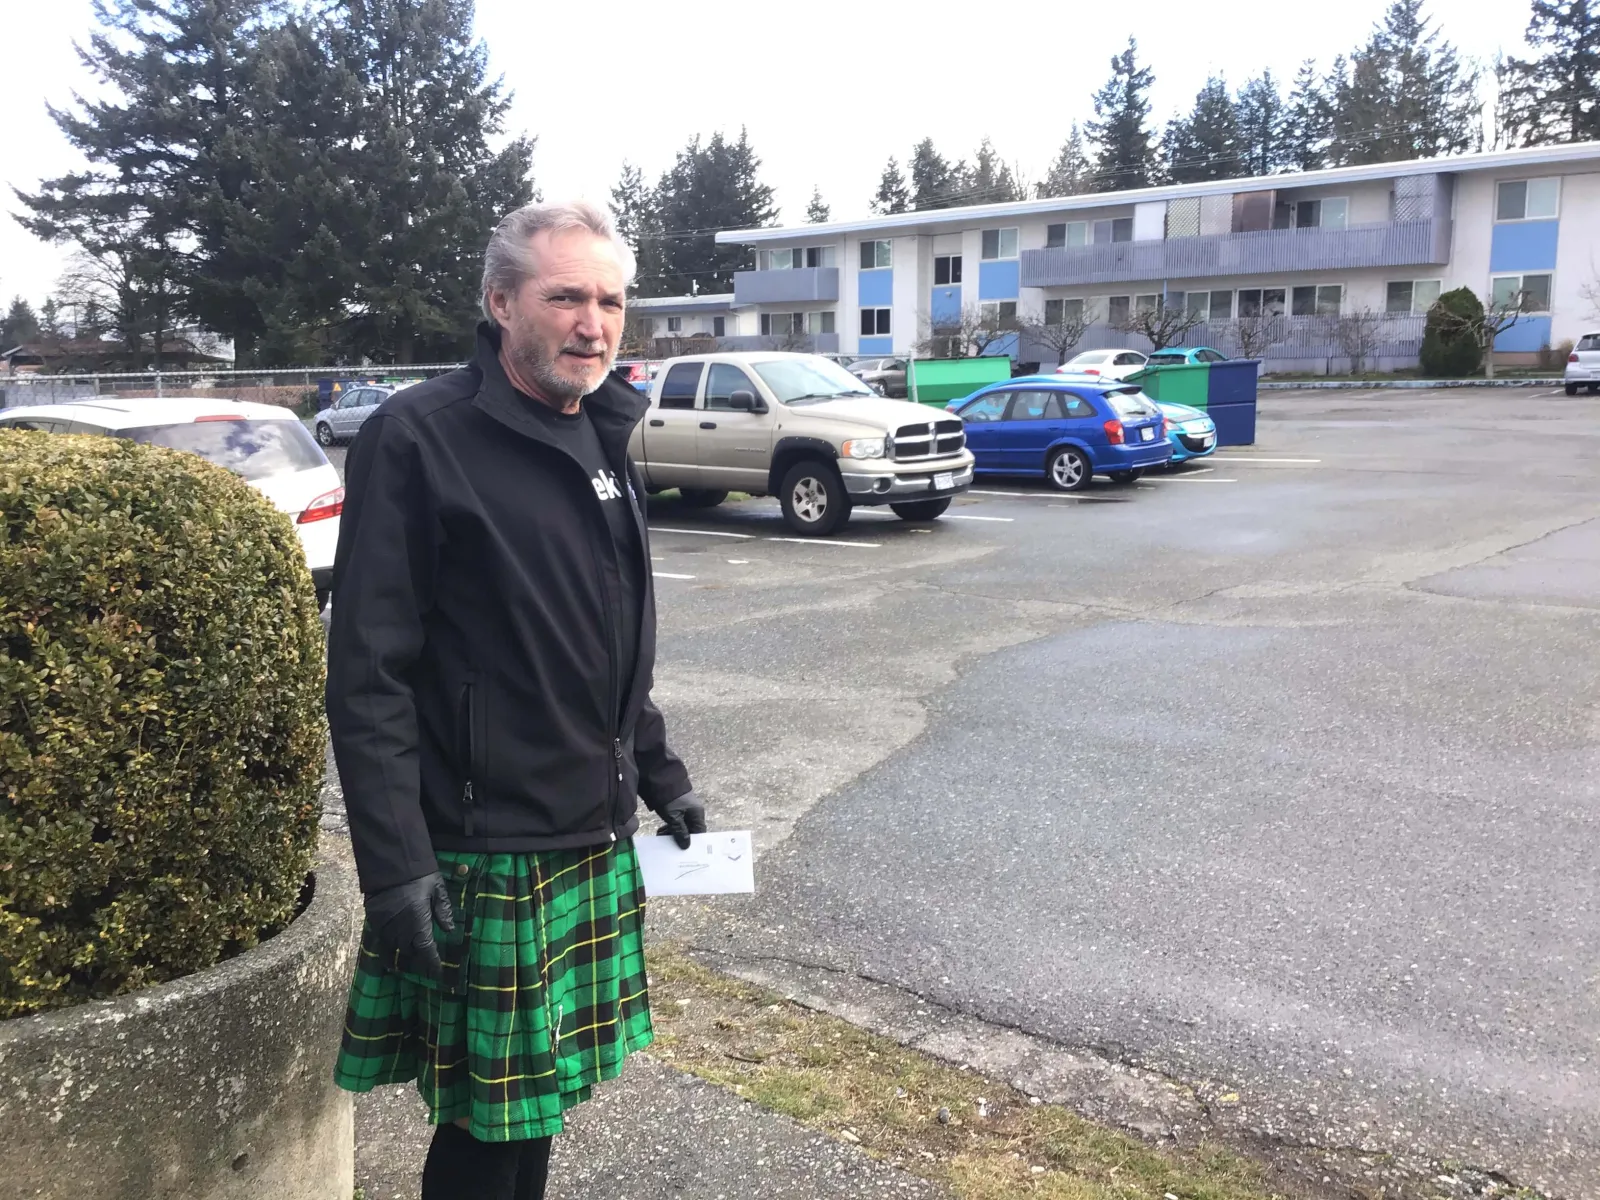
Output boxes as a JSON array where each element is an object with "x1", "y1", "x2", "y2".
[{"x1": 841, "y1": 438, "x2": 886, "y2": 459}]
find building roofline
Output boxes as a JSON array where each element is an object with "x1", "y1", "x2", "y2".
[
  {"x1": 716, "y1": 141, "x2": 1600, "y2": 246},
  {"x1": 628, "y1": 293, "x2": 737, "y2": 310}
]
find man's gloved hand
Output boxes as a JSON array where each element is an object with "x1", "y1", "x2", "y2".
[
  {"x1": 365, "y1": 872, "x2": 455, "y2": 978},
  {"x1": 655, "y1": 790, "x2": 707, "y2": 850}
]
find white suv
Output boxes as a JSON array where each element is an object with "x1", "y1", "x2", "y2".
[
  {"x1": 0, "y1": 397, "x2": 342, "y2": 609},
  {"x1": 1565, "y1": 332, "x2": 1600, "y2": 395}
]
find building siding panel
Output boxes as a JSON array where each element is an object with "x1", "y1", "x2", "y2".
[
  {"x1": 1488, "y1": 220, "x2": 1559, "y2": 272},
  {"x1": 858, "y1": 336, "x2": 893, "y2": 355},
  {"x1": 930, "y1": 286, "x2": 962, "y2": 323},
  {"x1": 858, "y1": 269, "x2": 893, "y2": 308},
  {"x1": 1493, "y1": 315, "x2": 1552, "y2": 352},
  {"x1": 732, "y1": 266, "x2": 840, "y2": 305},
  {"x1": 977, "y1": 260, "x2": 1020, "y2": 300}
]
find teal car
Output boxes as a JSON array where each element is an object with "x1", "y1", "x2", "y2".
[
  {"x1": 1145, "y1": 346, "x2": 1228, "y2": 366},
  {"x1": 1159, "y1": 402, "x2": 1217, "y2": 463}
]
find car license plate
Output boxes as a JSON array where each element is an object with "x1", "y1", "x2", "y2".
[
  {"x1": 933, "y1": 472, "x2": 954, "y2": 491},
  {"x1": 1199, "y1": 434, "x2": 1214, "y2": 446},
  {"x1": 1139, "y1": 426, "x2": 1155, "y2": 441}
]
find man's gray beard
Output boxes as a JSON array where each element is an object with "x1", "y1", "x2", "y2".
[{"x1": 508, "y1": 332, "x2": 613, "y2": 401}]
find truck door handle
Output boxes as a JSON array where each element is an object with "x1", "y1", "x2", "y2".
[
  {"x1": 649, "y1": 419, "x2": 664, "y2": 427},
  {"x1": 700, "y1": 421, "x2": 717, "y2": 430}
]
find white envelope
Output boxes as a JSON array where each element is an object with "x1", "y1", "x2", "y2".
[{"x1": 634, "y1": 831, "x2": 755, "y2": 896}]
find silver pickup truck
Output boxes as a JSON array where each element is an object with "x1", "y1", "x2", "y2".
[{"x1": 628, "y1": 352, "x2": 975, "y2": 536}]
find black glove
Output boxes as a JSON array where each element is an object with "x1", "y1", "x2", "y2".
[
  {"x1": 365, "y1": 872, "x2": 455, "y2": 978},
  {"x1": 655, "y1": 790, "x2": 707, "y2": 850}
]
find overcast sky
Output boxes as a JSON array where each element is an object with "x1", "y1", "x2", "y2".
[{"x1": 0, "y1": 0, "x2": 1533, "y2": 309}]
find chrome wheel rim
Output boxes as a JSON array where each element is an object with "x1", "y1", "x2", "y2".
[
  {"x1": 317, "y1": 425, "x2": 333, "y2": 445},
  {"x1": 1052, "y1": 453, "x2": 1082, "y2": 488},
  {"x1": 792, "y1": 476, "x2": 828, "y2": 523}
]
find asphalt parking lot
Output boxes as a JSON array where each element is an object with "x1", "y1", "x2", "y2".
[{"x1": 323, "y1": 385, "x2": 1600, "y2": 1196}]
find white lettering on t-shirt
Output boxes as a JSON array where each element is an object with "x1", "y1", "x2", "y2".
[{"x1": 591, "y1": 468, "x2": 622, "y2": 501}]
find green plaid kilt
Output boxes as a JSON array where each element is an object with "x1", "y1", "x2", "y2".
[{"x1": 334, "y1": 841, "x2": 653, "y2": 1142}]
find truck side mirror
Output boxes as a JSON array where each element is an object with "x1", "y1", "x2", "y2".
[{"x1": 729, "y1": 390, "x2": 764, "y2": 413}]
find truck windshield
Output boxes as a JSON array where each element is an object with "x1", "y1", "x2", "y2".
[{"x1": 753, "y1": 358, "x2": 875, "y2": 405}]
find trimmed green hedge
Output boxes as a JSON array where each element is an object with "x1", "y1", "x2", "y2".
[
  {"x1": 1419, "y1": 287, "x2": 1484, "y2": 378},
  {"x1": 0, "y1": 431, "x2": 326, "y2": 1017}
]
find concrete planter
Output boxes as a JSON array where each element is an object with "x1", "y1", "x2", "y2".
[{"x1": 0, "y1": 839, "x2": 362, "y2": 1200}]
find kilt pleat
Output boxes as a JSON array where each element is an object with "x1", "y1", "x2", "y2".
[{"x1": 334, "y1": 840, "x2": 653, "y2": 1142}]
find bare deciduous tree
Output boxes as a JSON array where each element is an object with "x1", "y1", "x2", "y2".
[
  {"x1": 1230, "y1": 314, "x2": 1275, "y2": 360},
  {"x1": 916, "y1": 303, "x2": 1018, "y2": 359},
  {"x1": 1334, "y1": 307, "x2": 1382, "y2": 374},
  {"x1": 1016, "y1": 304, "x2": 1094, "y2": 366},
  {"x1": 1436, "y1": 290, "x2": 1528, "y2": 379},
  {"x1": 1112, "y1": 300, "x2": 1205, "y2": 352}
]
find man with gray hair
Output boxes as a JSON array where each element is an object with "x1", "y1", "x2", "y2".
[{"x1": 326, "y1": 200, "x2": 705, "y2": 1200}]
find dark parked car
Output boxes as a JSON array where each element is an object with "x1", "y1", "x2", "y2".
[{"x1": 946, "y1": 376, "x2": 1172, "y2": 491}]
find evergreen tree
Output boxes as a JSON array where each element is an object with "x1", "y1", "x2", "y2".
[
  {"x1": 1326, "y1": 0, "x2": 1481, "y2": 165},
  {"x1": 1037, "y1": 123, "x2": 1091, "y2": 197},
  {"x1": 806, "y1": 186, "x2": 831, "y2": 222},
  {"x1": 1, "y1": 298, "x2": 41, "y2": 349},
  {"x1": 1281, "y1": 59, "x2": 1333, "y2": 171},
  {"x1": 611, "y1": 161, "x2": 664, "y2": 293},
  {"x1": 651, "y1": 128, "x2": 777, "y2": 296},
  {"x1": 331, "y1": 0, "x2": 535, "y2": 363},
  {"x1": 1235, "y1": 71, "x2": 1286, "y2": 175},
  {"x1": 870, "y1": 156, "x2": 910, "y2": 214},
  {"x1": 967, "y1": 137, "x2": 1024, "y2": 203},
  {"x1": 1164, "y1": 76, "x2": 1245, "y2": 183},
  {"x1": 39, "y1": 298, "x2": 64, "y2": 341},
  {"x1": 1498, "y1": 0, "x2": 1600, "y2": 146},
  {"x1": 908, "y1": 138, "x2": 969, "y2": 209},
  {"x1": 1086, "y1": 38, "x2": 1157, "y2": 192}
]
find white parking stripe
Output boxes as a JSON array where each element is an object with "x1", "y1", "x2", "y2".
[
  {"x1": 945, "y1": 514, "x2": 1015, "y2": 522},
  {"x1": 766, "y1": 537, "x2": 882, "y2": 548},
  {"x1": 653, "y1": 571, "x2": 696, "y2": 580},
  {"x1": 650, "y1": 526, "x2": 756, "y2": 539},
  {"x1": 1207, "y1": 456, "x2": 1322, "y2": 464},
  {"x1": 1139, "y1": 478, "x2": 1238, "y2": 484}
]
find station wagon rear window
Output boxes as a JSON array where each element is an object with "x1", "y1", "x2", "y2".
[
  {"x1": 1106, "y1": 392, "x2": 1158, "y2": 418},
  {"x1": 118, "y1": 419, "x2": 326, "y2": 480}
]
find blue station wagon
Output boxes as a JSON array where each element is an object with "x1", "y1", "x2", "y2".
[{"x1": 946, "y1": 377, "x2": 1173, "y2": 491}]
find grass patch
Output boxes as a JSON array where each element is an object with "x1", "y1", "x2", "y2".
[{"x1": 645, "y1": 946, "x2": 1292, "y2": 1200}]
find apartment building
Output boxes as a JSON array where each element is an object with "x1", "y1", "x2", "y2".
[{"x1": 714, "y1": 142, "x2": 1600, "y2": 371}]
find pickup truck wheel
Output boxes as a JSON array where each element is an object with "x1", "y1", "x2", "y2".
[
  {"x1": 779, "y1": 461, "x2": 850, "y2": 536},
  {"x1": 890, "y1": 498, "x2": 951, "y2": 522},
  {"x1": 1046, "y1": 446, "x2": 1093, "y2": 492},
  {"x1": 678, "y1": 488, "x2": 729, "y2": 508}
]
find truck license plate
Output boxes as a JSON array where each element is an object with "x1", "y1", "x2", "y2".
[
  {"x1": 933, "y1": 472, "x2": 954, "y2": 491},
  {"x1": 1140, "y1": 426, "x2": 1155, "y2": 441}
]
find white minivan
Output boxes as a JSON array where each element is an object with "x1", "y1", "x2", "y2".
[{"x1": 0, "y1": 397, "x2": 341, "y2": 609}]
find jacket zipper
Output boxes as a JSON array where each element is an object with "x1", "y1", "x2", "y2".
[{"x1": 460, "y1": 679, "x2": 477, "y2": 838}]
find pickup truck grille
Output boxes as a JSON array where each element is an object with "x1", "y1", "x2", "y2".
[{"x1": 892, "y1": 419, "x2": 965, "y2": 462}]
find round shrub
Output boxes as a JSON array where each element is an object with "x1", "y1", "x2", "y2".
[
  {"x1": 0, "y1": 431, "x2": 326, "y2": 1018},
  {"x1": 1419, "y1": 286, "x2": 1484, "y2": 378}
]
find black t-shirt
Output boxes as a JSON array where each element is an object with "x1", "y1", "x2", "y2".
[{"x1": 521, "y1": 400, "x2": 643, "y2": 719}]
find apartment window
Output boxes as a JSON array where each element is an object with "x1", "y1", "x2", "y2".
[
  {"x1": 805, "y1": 245, "x2": 838, "y2": 268},
  {"x1": 1134, "y1": 293, "x2": 1160, "y2": 314},
  {"x1": 805, "y1": 311, "x2": 836, "y2": 335},
  {"x1": 979, "y1": 300, "x2": 1018, "y2": 324},
  {"x1": 934, "y1": 255, "x2": 963, "y2": 285},
  {"x1": 1237, "y1": 287, "x2": 1286, "y2": 318},
  {"x1": 980, "y1": 228, "x2": 1019, "y2": 260},
  {"x1": 1043, "y1": 297, "x2": 1085, "y2": 326},
  {"x1": 1294, "y1": 197, "x2": 1348, "y2": 230},
  {"x1": 760, "y1": 311, "x2": 805, "y2": 336},
  {"x1": 1046, "y1": 221, "x2": 1089, "y2": 248},
  {"x1": 1093, "y1": 218, "x2": 1133, "y2": 244},
  {"x1": 1496, "y1": 178, "x2": 1559, "y2": 221},
  {"x1": 666, "y1": 316, "x2": 682, "y2": 333},
  {"x1": 635, "y1": 317, "x2": 655, "y2": 337},
  {"x1": 758, "y1": 248, "x2": 801, "y2": 270},
  {"x1": 860, "y1": 239, "x2": 892, "y2": 270},
  {"x1": 1385, "y1": 279, "x2": 1442, "y2": 315},
  {"x1": 1107, "y1": 295, "x2": 1131, "y2": 325},
  {"x1": 1491, "y1": 273, "x2": 1553, "y2": 313},
  {"x1": 1291, "y1": 284, "x2": 1344, "y2": 317},
  {"x1": 860, "y1": 307, "x2": 892, "y2": 336},
  {"x1": 1178, "y1": 290, "x2": 1233, "y2": 320},
  {"x1": 713, "y1": 316, "x2": 726, "y2": 337}
]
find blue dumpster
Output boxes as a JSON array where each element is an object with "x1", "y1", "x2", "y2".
[{"x1": 1203, "y1": 359, "x2": 1259, "y2": 446}]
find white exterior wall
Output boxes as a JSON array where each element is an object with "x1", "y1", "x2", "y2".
[
  {"x1": 891, "y1": 235, "x2": 920, "y2": 355},
  {"x1": 1552, "y1": 171, "x2": 1600, "y2": 344}
]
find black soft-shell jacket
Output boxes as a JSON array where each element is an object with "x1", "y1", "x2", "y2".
[{"x1": 326, "y1": 324, "x2": 692, "y2": 895}]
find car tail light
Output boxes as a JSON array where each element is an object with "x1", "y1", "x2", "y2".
[
  {"x1": 1083, "y1": 367, "x2": 1101, "y2": 375},
  {"x1": 298, "y1": 485, "x2": 345, "y2": 524},
  {"x1": 195, "y1": 414, "x2": 245, "y2": 422},
  {"x1": 1571, "y1": 353, "x2": 1581, "y2": 363},
  {"x1": 1162, "y1": 417, "x2": 1174, "y2": 434},
  {"x1": 1103, "y1": 419, "x2": 1125, "y2": 445}
]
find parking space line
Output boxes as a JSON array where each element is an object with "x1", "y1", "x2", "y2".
[
  {"x1": 766, "y1": 537, "x2": 882, "y2": 548},
  {"x1": 945, "y1": 514, "x2": 1015, "y2": 522},
  {"x1": 1208, "y1": 456, "x2": 1322, "y2": 464},
  {"x1": 653, "y1": 571, "x2": 696, "y2": 580},
  {"x1": 650, "y1": 526, "x2": 756, "y2": 539},
  {"x1": 1139, "y1": 478, "x2": 1238, "y2": 484}
]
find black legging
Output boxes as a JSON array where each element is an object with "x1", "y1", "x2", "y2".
[{"x1": 419, "y1": 1122, "x2": 552, "y2": 1200}]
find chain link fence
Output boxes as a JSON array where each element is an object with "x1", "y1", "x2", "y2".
[{"x1": 0, "y1": 365, "x2": 466, "y2": 414}]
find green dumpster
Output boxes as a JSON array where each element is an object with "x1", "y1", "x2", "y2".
[
  {"x1": 907, "y1": 357, "x2": 1012, "y2": 408},
  {"x1": 1128, "y1": 361, "x2": 1210, "y2": 408}
]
